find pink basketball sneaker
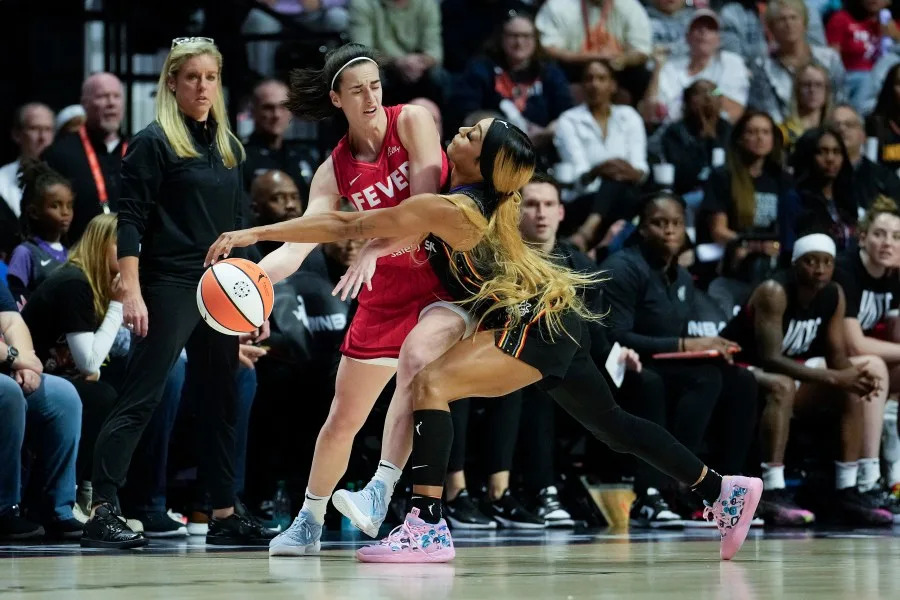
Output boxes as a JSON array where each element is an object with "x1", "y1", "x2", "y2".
[
  {"x1": 356, "y1": 508, "x2": 455, "y2": 563},
  {"x1": 703, "y1": 475, "x2": 763, "y2": 561}
]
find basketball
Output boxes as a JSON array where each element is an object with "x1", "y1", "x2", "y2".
[{"x1": 197, "y1": 258, "x2": 274, "y2": 335}]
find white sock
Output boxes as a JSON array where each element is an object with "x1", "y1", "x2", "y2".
[
  {"x1": 835, "y1": 461, "x2": 859, "y2": 490},
  {"x1": 761, "y1": 463, "x2": 786, "y2": 490},
  {"x1": 371, "y1": 460, "x2": 402, "y2": 492},
  {"x1": 888, "y1": 460, "x2": 900, "y2": 487},
  {"x1": 858, "y1": 458, "x2": 881, "y2": 492},
  {"x1": 301, "y1": 489, "x2": 329, "y2": 525}
]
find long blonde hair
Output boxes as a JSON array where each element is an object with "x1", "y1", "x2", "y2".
[
  {"x1": 155, "y1": 40, "x2": 244, "y2": 168},
  {"x1": 449, "y1": 132, "x2": 602, "y2": 335},
  {"x1": 67, "y1": 213, "x2": 117, "y2": 322}
]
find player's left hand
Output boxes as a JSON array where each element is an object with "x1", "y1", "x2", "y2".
[
  {"x1": 332, "y1": 240, "x2": 380, "y2": 301},
  {"x1": 205, "y1": 229, "x2": 260, "y2": 266}
]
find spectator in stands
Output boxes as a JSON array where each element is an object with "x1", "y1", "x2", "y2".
[
  {"x1": 0, "y1": 278, "x2": 82, "y2": 540},
  {"x1": 721, "y1": 0, "x2": 826, "y2": 64},
  {"x1": 535, "y1": 0, "x2": 652, "y2": 102},
  {"x1": 348, "y1": 0, "x2": 447, "y2": 104},
  {"x1": 829, "y1": 103, "x2": 900, "y2": 211},
  {"x1": 440, "y1": 0, "x2": 535, "y2": 73},
  {"x1": 826, "y1": 0, "x2": 894, "y2": 112},
  {"x1": 720, "y1": 232, "x2": 895, "y2": 525},
  {"x1": 791, "y1": 127, "x2": 857, "y2": 250},
  {"x1": 21, "y1": 214, "x2": 121, "y2": 500},
  {"x1": 55, "y1": 106, "x2": 86, "y2": 136},
  {"x1": 250, "y1": 170, "x2": 303, "y2": 257},
  {"x1": 646, "y1": 0, "x2": 694, "y2": 59},
  {"x1": 600, "y1": 192, "x2": 759, "y2": 525},
  {"x1": 749, "y1": 0, "x2": 844, "y2": 126},
  {"x1": 778, "y1": 63, "x2": 835, "y2": 152},
  {"x1": 242, "y1": 79, "x2": 312, "y2": 201},
  {"x1": 707, "y1": 239, "x2": 757, "y2": 319},
  {"x1": 644, "y1": 9, "x2": 749, "y2": 125},
  {"x1": 0, "y1": 103, "x2": 55, "y2": 218},
  {"x1": 450, "y1": 12, "x2": 572, "y2": 154},
  {"x1": 650, "y1": 80, "x2": 731, "y2": 200},
  {"x1": 866, "y1": 63, "x2": 900, "y2": 174},
  {"x1": 42, "y1": 72, "x2": 126, "y2": 243},
  {"x1": 834, "y1": 197, "x2": 900, "y2": 501},
  {"x1": 242, "y1": 1, "x2": 350, "y2": 78},
  {"x1": 554, "y1": 59, "x2": 647, "y2": 252},
  {"x1": 699, "y1": 110, "x2": 798, "y2": 257},
  {"x1": 6, "y1": 160, "x2": 72, "y2": 301}
]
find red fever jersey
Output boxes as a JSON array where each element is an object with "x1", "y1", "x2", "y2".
[{"x1": 331, "y1": 104, "x2": 451, "y2": 361}]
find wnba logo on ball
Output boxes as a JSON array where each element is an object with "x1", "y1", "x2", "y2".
[{"x1": 197, "y1": 258, "x2": 274, "y2": 335}]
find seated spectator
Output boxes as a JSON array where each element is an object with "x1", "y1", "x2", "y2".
[
  {"x1": 441, "y1": 0, "x2": 536, "y2": 73},
  {"x1": 55, "y1": 105, "x2": 86, "y2": 136},
  {"x1": 600, "y1": 192, "x2": 759, "y2": 525},
  {"x1": 826, "y1": 0, "x2": 892, "y2": 112},
  {"x1": 720, "y1": 233, "x2": 895, "y2": 525},
  {"x1": 778, "y1": 63, "x2": 835, "y2": 152},
  {"x1": 450, "y1": 12, "x2": 572, "y2": 154},
  {"x1": 242, "y1": 1, "x2": 350, "y2": 78},
  {"x1": 721, "y1": 0, "x2": 825, "y2": 63},
  {"x1": 646, "y1": 0, "x2": 694, "y2": 59},
  {"x1": 699, "y1": 110, "x2": 798, "y2": 259},
  {"x1": 535, "y1": 0, "x2": 652, "y2": 102},
  {"x1": 707, "y1": 239, "x2": 759, "y2": 319},
  {"x1": 749, "y1": 0, "x2": 844, "y2": 125},
  {"x1": 0, "y1": 103, "x2": 55, "y2": 219},
  {"x1": 249, "y1": 170, "x2": 303, "y2": 257},
  {"x1": 791, "y1": 127, "x2": 858, "y2": 250},
  {"x1": 348, "y1": 0, "x2": 447, "y2": 105},
  {"x1": 829, "y1": 103, "x2": 900, "y2": 211},
  {"x1": 42, "y1": 72, "x2": 126, "y2": 243},
  {"x1": 0, "y1": 277, "x2": 82, "y2": 540},
  {"x1": 7, "y1": 160, "x2": 72, "y2": 300},
  {"x1": 553, "y1": 59, "x2": 647, "y2": 251},
  {"x1": 21, "y1": 214, "x2": 121, "y2": 494},
  {"x1": 242, "y1": 79, "x2": 313, "y2": 201},
  {"x1": 645, "y1": 9, "x2": 749, "y2": 124},
  {"x1": 649, "y1": 80, "x2": 731, "y2": 218},
  {"x1": 866, "y1": 63, "x2": 900, "y2": 174},
  {"x1": 834, "y1": 197, "x2": 900, "y2": 499}
]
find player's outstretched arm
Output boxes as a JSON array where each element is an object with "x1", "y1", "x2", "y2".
[{"x1": 205, "y1": 193, "x2": 481, "y2": 266}]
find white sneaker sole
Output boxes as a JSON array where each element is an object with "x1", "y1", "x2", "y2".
[
  {"x1": 446, "y1": 515, "x2": 497, "y2": 530},
  {"x1": 331, "y1": 490, "x2": 381, "y2": 538},
  {"x1": 493, "y1": 516, "x2": 546, "y2": 529},
  {"x1": 269, "y1": 540, "x2": 321, "y2": 556}
]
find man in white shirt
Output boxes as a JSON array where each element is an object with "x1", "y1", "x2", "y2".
[
  {"x1": 0, "y1": 103, "x2": 55, "y2": 217},
  {"x1": 646, "y1": 9, "x2": 749, "y2": 123}
]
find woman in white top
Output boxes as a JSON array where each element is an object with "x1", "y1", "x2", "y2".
[
  {"x1": 645, "y1": 9, "x2": 750, "y2": 125},
  {"x1": 553, "y1": 59, "x2": 647, "y2": 252}
]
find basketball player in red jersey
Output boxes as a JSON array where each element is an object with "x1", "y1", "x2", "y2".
[{"x1": 255, "y1": 44, "x2": 471, "y2": 555}]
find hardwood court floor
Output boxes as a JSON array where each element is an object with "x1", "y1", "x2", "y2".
[{"x1": 2, "y1": 528, "x2": 899, "y2": 599}]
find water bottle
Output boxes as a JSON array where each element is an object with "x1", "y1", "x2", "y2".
[{"x1": 273, "y1": 480, "x2": 291, "y2": 532}]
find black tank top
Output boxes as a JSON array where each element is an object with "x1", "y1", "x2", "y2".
[
  {"x1": 722, "y1": 270, "x2": 839, "y2": 363},
  {"x1": 425, "y1": 184, "x2": 507, "y2": 326}
]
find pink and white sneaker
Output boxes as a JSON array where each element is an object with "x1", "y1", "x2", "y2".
[
  {"x1": 703, "y1": 476, "x2": 763, "y2": 561},
  {"x1": 356, "y1": 508, "x2": 455, "y2": 563}
]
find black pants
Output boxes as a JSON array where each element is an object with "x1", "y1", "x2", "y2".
[
  {"x1": 448, "y1": 394, "x2": 523, "y2": 475},
  {"x1": 69, "y1": 379, "x2": 117, "y2": 483},
  {"x1": 559, "y1": 180, "x2": 643, "y2": 240},
  {"x1": 545, "y1": 345, "x2": 706, "y2": 488},
  {"x1": 614, "y1": 367, "x2": 670, "y2": 495},
  {"x1": 92, "y1": 282, "x2": 239, "y2": 509}
]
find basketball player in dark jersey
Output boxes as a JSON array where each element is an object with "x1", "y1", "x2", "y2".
[
  {"x1": 720, "y1": 233, "x2": 892, "y2": 526},
  {"x1": 207, "y1": 118, "x2": 763, "y2": 563}
]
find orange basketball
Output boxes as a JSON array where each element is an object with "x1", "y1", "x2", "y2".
[{"x1": 197, "y1": 258, "x2": 274, "y2": 335}]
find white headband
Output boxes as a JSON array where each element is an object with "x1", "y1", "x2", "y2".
[
  {"x1": 331, "y1": 57, "x2": 378, "y2": 90},
  {"x1": 791, "y1": 233, "x2": 836, "y2": 263}
]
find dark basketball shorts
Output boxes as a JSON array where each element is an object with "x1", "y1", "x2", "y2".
[{"x1": 492, "y1": 304, "x2": 583, "y2": 382}]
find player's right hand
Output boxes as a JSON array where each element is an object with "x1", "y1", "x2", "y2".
[
  {"x1": 332, "y1": 240, "x2": 380, "y2": 301},
  {"x1": 833, "y1": 365, "x2": 880, "y2": 398}
]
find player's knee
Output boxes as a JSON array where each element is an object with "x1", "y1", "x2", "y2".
[
  {"x1": 320, "y1": 403, "x2": 367, "y2": 440},
  {"x1": 767, "y1": 375, "x2": 796, "y2": 408},
  {"x1": 411, "y1": 366, "x2": 444, "y2": 411},
  {"x1": 396, "y1": 340, "x2": 433, "y2": 383}
]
